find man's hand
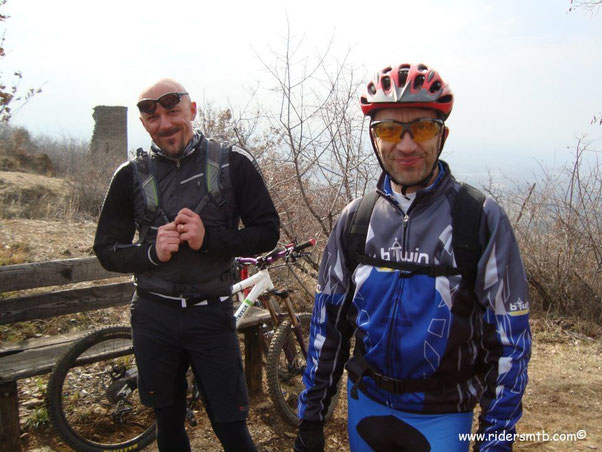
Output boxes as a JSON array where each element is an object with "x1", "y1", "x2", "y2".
[
  {"x1": 294, "y1": 421, "x2": 324, "y2": 452},
  {"x1": 155, "y1": 222, "x2": 181, "y2": 262},
  {"x1": 174, "y1": 208, "x2": 206, "y2": 251}
]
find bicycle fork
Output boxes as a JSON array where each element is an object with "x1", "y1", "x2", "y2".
[{"x1": 278, "y1": 291, "x2": 308, "y2": 359}]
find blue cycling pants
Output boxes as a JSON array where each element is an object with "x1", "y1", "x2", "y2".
[{"x1": 347, "y1": 381, "x2": 473, "y2": 452}]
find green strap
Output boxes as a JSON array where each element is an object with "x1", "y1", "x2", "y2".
[
  {"x1": 141, "y1": 172, "x2": 159, "y2": 216},
  {"x1": 133, "y1": 150, "x2": 164, "y2": 243},
  {"x1": 205, "y1": 139, "x2": 226, "y2": 207},
  {"x1": 134, "y1": 149, "x2": 160, "y2": 217}
]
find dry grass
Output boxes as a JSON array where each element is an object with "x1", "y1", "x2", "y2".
[
  {"x1": 0, "y1": 217, "x2": 96, "y2": 262},
  {"x1": 0, "y1": 171, "x2": 75, "y2": 220}
]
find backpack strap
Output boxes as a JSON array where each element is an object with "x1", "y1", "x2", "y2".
[
  {"x1": 204, "y1": 138, "x2": 227, "y2": 207},
  {"x1": 344, "y1": 184, "x2": 485, "y2": 287},
  {"x1": 356, "y1": 254, "x2": 461, "y2": 277},
  {"x1": 133, "y1": 140, "x2": 235, "y2": 242},
  {"x1": 192, "y1": 139, "x2": 231, "y2": 219},
  {"x1": 135, "y1": 148, "x2": 159, "y2": 215},
  {"x1": 345, "y1": 191, "x2": 380, "y2": 274},
  {"x1": 452, "y1": 183, "x2": 485, "y2": 289},
  {"x1": 132, "y1": 148, "x2": 168, "y2": 243},
  {"x1": 344, "y1": 191, "x2": 461, "y2": 278},
  {"x1": 346, "y1": 346, "x2": 478, "y2": 399}
]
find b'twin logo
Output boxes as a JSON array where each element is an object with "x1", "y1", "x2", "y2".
[
  {"x1": 380, "y1": 238, "x2": 430, "y2": 264},
  {"x1": 509, "y1": 298, "x2": 530, "y2": 316}
]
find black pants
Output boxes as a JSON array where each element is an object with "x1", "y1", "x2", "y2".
[{"x1": 131, "y1": 295, "x2": 255, "y2": 450}]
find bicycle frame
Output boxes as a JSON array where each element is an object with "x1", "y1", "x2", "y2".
[
  {"x1": 232, "y1": 269, "x2": 275, "y2": 324},
  {"x1": 231, "y1": 239, "x2": 316, "y2": 357}
]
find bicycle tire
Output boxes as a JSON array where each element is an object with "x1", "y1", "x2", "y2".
[
  {"x1": 266, "y1": 313, "x2": 339, "y2": 426},
  {"x1": 46, "y1": 325, "x2": 156, "y2": 451}
]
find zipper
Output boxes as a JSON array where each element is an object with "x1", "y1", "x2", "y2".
[
  {"x1": 384, "y1": 198, "x2": 418, "y2": 406},
  {"x1": 401, "y1": 213, "x2": 410, "y2": 251},
  {"x1": 401, "y1": 198, "x2": 428, "y2": 254},
  {"x1": 385, "y1": 277, "x2": 403, "y2": 407},
  {"x1": 174, "y1": 158, "x2": 183, "y2": 282}
]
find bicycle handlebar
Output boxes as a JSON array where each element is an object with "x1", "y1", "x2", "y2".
[
  {"x1": 292, "y1": 238, "x2": 316, "y2": 252},
  {"x1": 235, "y1": 239, "x2": 316, "y2": 269}
]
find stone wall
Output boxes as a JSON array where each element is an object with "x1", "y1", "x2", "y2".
[{"x1": 90, "y1": 106, "x2": 128, "y2": 160}]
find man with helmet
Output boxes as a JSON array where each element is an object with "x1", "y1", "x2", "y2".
[
  {"x1": 94, "y1": 78, "x2": 280, "y2": 451},
  {"x1": 294, "y1": 63, "x2": 531, "y2": 451}
]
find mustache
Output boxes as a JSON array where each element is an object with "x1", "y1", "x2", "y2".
[{"x1": 157, "y1": 128, "x2": 179, "y2": 138}]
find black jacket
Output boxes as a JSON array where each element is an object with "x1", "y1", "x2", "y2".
[{"x1": 94, "y1": 134, "x2": 280, "y2": 297}]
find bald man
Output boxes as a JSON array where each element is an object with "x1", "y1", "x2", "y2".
[{"x1": 94, "y1": 79, "x2": 280, "y2": 451}]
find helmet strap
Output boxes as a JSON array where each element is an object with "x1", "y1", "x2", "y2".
[{"x1": 370, "y1": 126, "x2": 447, "y2": 195}]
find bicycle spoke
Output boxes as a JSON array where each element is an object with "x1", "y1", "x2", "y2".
[{"x1": 47, "y1": 327, "x2": 156, "y2": 451}]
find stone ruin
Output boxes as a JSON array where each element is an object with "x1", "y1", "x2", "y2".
[{"x1": 90, "y1": 106, "x2": 128, "y2": 161}]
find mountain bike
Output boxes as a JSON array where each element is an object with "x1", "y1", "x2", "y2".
[{"x1": 46, "y1": 240, "x2": 337, "y2": 451}]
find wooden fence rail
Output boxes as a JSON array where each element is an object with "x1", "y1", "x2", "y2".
[{"x1": 0, "y1": 257, "x2": 117, "y2": 292}]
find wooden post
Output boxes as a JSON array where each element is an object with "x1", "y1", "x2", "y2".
[
  {"x1": 0, "y1": 381, "x2": 22, "y2": 452},
  {"x1": 243, "y1": 326, "x2": 263, "y2": 396}
]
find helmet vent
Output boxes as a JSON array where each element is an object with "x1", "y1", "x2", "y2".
[
  {"x1": 413, "y1": 74, "x2": 426, "y2": 90},
  {"x1": 430, "y1": 80, "x2": 442, "y2": 93},
  {"x1": 368, "y1": 82, "x2": 377, "y2": 95},
  {"x1": 382, "y1": 66, "x2": 392, "y2": 74},
  {"x1": 382, "y1": 76, "x2": 391, "y2": 93},
  {"x1": 436, "y1": 94, "x2": 453, "y2": 104},
  {"x1": 398, "y1": 69, "x2": 409, "y2": 88},
  {"x1": 417, "y1": 64, "x2": 428, "y2": 72},
  {"x1": 427, "y1": 71, "x2": 435, "y2": 82}
]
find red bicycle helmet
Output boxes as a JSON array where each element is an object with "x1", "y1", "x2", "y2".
[{"x1": 360, "y1": 63, "x2": 453, "y2": 120}]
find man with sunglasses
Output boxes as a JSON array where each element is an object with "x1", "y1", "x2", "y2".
[
  {"x1": 295, "y1": 63, "x2": 531, "y2": 451},
  {"x1": 94, "y1": 78, "x2": 280, "y2": 451}
]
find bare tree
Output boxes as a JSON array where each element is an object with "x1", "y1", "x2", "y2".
[
  {"x1": 569, "y1": 0, "x2": 602, "y2": 13},
  {"x1": 0, "y1": 0, "x2": 42, "y2": 124},
  {"x1": 255, "y1": 25, "x2": 377, "y2": 242}
]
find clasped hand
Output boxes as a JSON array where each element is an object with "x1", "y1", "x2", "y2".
[{"x1": 155, "y1": 208, "x2": 206, "y2": 262}]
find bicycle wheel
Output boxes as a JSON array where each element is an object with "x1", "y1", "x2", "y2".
[
  {"x1": 46, "y1": 326, "x2": 156, "y2": 451},
  {"x1": 266, "y1": 313, "x2": 339, "y2": 426}
]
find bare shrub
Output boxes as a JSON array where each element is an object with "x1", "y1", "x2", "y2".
[
  {"x1": 0, "y1": 126, "x2": 120, "y2": 221},
  {"x1": 32, "y1": 133, "x2": 119, "y2": 220},
  {"x1": 486, "y1": 140, "x2": 601, "y2": 322},
  {"x1": 0, "y1": 126, "x2": 54, "y2": 175}
]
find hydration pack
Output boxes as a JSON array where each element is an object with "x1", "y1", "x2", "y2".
[{"x1": 132, "y1": 139, "x2": 233, "y2": 243}]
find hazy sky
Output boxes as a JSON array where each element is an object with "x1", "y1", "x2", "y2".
[{"x1": 2, "y1": 0, "x2": 601, "y2": 183}]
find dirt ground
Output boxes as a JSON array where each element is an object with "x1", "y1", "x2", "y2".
[{"x1": 2, "y1": 219, "x2": 601, "y2": 452}]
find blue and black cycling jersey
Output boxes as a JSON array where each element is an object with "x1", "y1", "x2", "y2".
[{"x1": 298, "y1": 161, "x2": 531, "y2": 451}]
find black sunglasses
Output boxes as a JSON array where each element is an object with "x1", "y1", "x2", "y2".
[{"x1": 137, "y1": 92, "x2": 189, "y2": 114}]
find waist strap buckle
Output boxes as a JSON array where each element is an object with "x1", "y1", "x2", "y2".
[{"x1": 375, "y1": 373, "x2": 401, "y2": 393}]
